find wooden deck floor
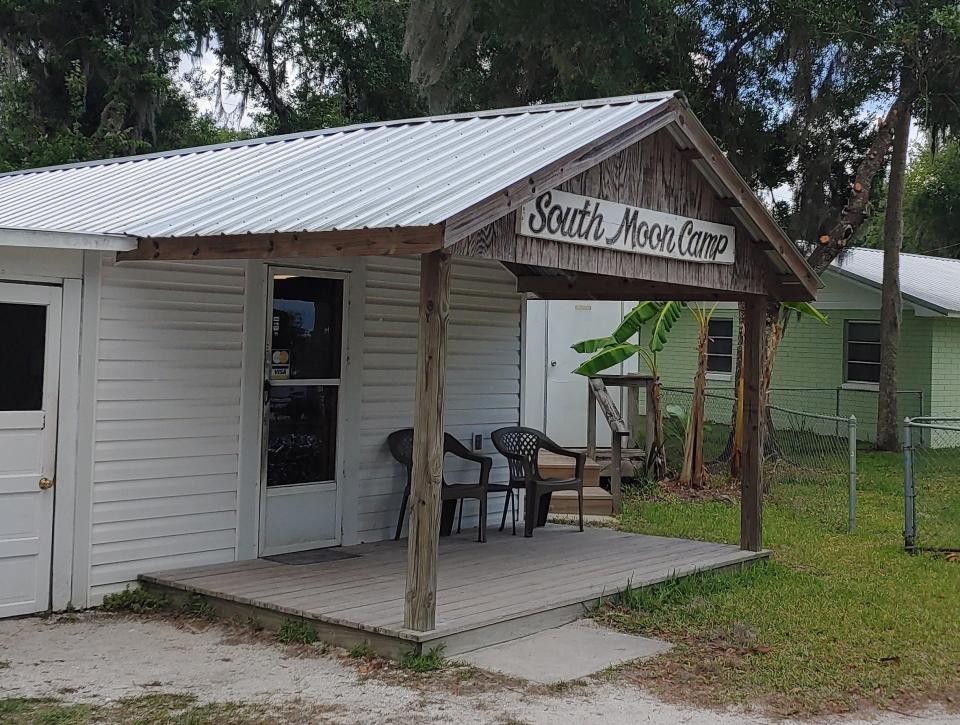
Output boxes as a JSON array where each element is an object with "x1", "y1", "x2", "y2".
[{"x1": 141, "y1": 525, "x2": 768, "y2": 657}]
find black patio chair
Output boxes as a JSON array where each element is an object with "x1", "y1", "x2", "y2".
[
  {"x1": 491, "y1": 426, "x2": 585, "y2": 538},
  {"x1": 388, "y1": 428, "x2": 492, "y2": 543}
]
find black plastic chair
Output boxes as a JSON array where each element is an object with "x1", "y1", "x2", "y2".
[
  {"x1": 388, "y1": 429, "x2": 492, "y2": 542},
  {"x1": 491, "y1": 426, "x2": 584, "y2": 538}
]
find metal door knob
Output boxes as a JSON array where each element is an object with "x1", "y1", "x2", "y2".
[
  {"x1": 39, "y1": 477, "x2": 54, "y2": 490},
  {"x1": 550, "y1": 360, "x2": 557, "y2": 367}
]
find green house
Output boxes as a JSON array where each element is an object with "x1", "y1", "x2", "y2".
[{"x1": 649, "y1": 249, "x2": 960, "y2": 441}]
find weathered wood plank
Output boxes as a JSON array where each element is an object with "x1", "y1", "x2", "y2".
[
  {"x1": 588, "y1": 378, "x2": 628, "y2": 434},
  {"x1": 454, "y1": 129, "x2": 773, "y2": 298},
  {"x1": 404, "y1": 249, "x2": 452, "y2": 630},
  {"x1": 511, "y1": 261, "x2": 764, "y2": 300},
  {"x1": 142, "y1": 526, "x2": 769, "y2": 653},
  {"x1": 740, "y1": 295, "x2": 766, "y2": 551},
  {"x1": 118, "y1": 226, "x2": 444, "y2": 261}
]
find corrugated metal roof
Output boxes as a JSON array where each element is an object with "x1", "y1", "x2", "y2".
[
  {"x1": 832, "y1": 247, "x2": 960, "y2": 314},
  {"x1": 0, "y1": 92, "x2": 676, "y2": 240}
]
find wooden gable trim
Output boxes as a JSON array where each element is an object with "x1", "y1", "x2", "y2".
[
  {"x1": 442, "y1": 100, "x2": 679, "y2": 246},
  {"x1": 446, "y1": 96, "x2": 817, "y2": 302},
  {"x1": 452, "y1": 129, "x2": 775, "y2": 299},
  {"x1": 116, "y1": 225, "x2": 444, "y2": 262},
  {"x1": 670, "y1": 105, "x2": 819, "y2": 299}
]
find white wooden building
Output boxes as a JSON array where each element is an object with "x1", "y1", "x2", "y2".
[
  {"x1": 0, "y1": 247, "x2": 521, "y2": 614},
  {"x1": 0, "y1": 93, "x2": 817, "y2": 651}
]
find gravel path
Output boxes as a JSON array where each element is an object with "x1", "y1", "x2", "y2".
[{"x1": 0, "y1": 613, "x2": 954, "y2": 724}]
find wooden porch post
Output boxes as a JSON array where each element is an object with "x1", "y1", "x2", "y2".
[
  {"x1": 404, "y1": 249, "x2": 451, "y2": 631},
  {"x1": 740, "y1": 296, "x2": 766, "y2": 551}
]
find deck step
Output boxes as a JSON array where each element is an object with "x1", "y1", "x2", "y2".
[
  {"x1": 549, "y1": 488, "x2": 614, "y2": 516},
  {"x1": 568, "y1": 447, "x2": 648, "y2": 478},
  {"x1": 537, "y1": 452, "x2": 601, "y2": 487}
]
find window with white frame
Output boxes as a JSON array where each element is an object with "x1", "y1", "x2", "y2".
[
  {"x1": 845, "y1": 320, "x2": 881, "y2": 384},
  {"x1": 707, "y1": 318, "x2": 734, "y2": 375}
]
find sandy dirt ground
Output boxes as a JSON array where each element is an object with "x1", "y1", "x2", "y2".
[{"x1": 0, "y1": 613, "x2": 956, "y2": 725}]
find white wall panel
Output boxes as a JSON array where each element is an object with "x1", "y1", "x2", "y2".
[
  {"x1": 354, "y1": 256, "x2": 522, "y2": 542},
  {"x1": 87, "y1": 258, "x2": 244, "y2": 601}
]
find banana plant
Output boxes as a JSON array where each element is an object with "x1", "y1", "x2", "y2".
[
  {"x1": 679, "y1": 303, "x2": 719, "y2": 488},
  {"x1": 571, "y1": 301, "x2": 688, "y2": 481}
]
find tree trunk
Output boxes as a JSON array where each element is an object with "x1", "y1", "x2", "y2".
[
  {"x1": 646, "y1": 378, "x2": 667, "y2": 480},
  {"x1": 723, "y1": 303, "x2": 745, "y2": 474},
  {"x1": 876, "y1": 98, "x2": 911, "y2": 451},
  {"x1": 680, "y1": 324, "x2": 709, "y2": 487},
  {"x1": 725, "y1": 84, "x2": 919, "y2": 468}
]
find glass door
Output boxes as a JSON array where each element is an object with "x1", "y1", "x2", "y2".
[{"x1": 259, "y1": 268, "x2": 346, "y2": 555}]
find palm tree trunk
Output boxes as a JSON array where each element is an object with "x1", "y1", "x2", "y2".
[
  {"x1": 646, "y1": 378, "x2": 667, "y2": 479},
  {"x1": 876, "y1": 94, "x2": 911, "y2": 451},
  {"x1": 681, "y1": 324, "x2": 709, "y2": 487}
]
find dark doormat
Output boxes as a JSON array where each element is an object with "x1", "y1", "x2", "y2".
[{"x1": 263, "y1": 548, "x2": 360, "y2": 565}]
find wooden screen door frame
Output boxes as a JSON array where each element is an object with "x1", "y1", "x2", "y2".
[{"x1": 257, "y1": 266, "x2": 349, "y2": 556}]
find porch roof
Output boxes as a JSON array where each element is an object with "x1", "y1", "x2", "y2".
[
  {"x1": 0, "y1": 92, "x2": 817, "y2": 297},
  {"x1": 0, "y1": 93, "x2": 675, "y2": 240}
]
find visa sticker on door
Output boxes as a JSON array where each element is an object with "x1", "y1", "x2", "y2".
[{"x1": 271, "y1": 349, "x2": 291, "y2": 380}]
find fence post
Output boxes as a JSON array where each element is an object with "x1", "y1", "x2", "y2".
[
  {"x1": 847, "y1": 415, "x2": 857, "y2": 533},
  {"x1": 835, "y1": 387, "x2": 842, "y2": 438},
  {"x1": 903, "y1": 418, "x2": 916, "y2": 552}
]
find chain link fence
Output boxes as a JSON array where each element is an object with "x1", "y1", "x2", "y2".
[
  {"x1": 903, "y1": 417, "x2": 960, "y2": 553},
  {"x1": 764, "y1": 388, "x2": 923, "y2": 443},
  {"x1": 661, "y1": 386, "x2": 858, "y2": 532}
]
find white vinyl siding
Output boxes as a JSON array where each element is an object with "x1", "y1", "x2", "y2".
[
  {"x1": 88, "y1": 258, "x2": 244, "y2": 599},
  {"x1": 82, "y1": 254, "x2": 521, "y2": 598},
  {"x1": 355, "y1": 256, "x2": 522, "y2": 542}
]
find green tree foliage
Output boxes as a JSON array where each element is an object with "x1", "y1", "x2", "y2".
[
  {"x1": 187, "y1": 0, "x2": 426, "y2": 134},
  {"x1": 899, "y1": 139, "x2": 960, "y2": 256},
  {"x1": 0, "y1": 0, "x2": 239, "y2": 171}
]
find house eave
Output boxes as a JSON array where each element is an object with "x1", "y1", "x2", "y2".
[{"x1": 0, "y1": 226, "x2": 137, "y2": 252}]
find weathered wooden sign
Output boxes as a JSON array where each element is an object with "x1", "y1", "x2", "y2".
[{"x1": 517, "y1": 189, "x2": 736, "y2": 265}]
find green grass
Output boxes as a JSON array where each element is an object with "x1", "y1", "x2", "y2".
[
  {"x1": 0, "y1": 693, "x2": 343, "y2": 724},
  {"x1": 605, "y1": 450, "x2": 960, "y2": 717},
  {"x1": 276, "y1": 619, "x2": 319, "y2": 645},
  {"x1": 347, "y1": 641, "x2": 373, "y2": 659},
  {"x1": 182, "y1": 595, "x2": 218, "y2": 621},
  {"x1": 0, "y1": 693, "x2": 267, "y2": 725},
  {"x1": 399, "y1": 645, "x2": 446, "y2": 673},
  {"x1": 100, "y1": 586, "x2": 169, "y2": 614}
]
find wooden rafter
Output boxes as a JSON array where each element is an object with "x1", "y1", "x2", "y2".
[{"x1": 117, "y1": 226, "x2": 444, "y2": 262}]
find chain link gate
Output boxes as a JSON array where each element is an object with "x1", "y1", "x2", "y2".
[{"x1": 903, "y1": 417, "x2": 960, "y2": 553}]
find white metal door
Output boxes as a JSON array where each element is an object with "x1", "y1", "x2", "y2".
[
  {"x1": 259, "y1": 268, "x2": 347, "y2": 555},
  {"x1": 544, "y1": 301, "x2": 632, "y2": 448},
  {"x1": 0, "y1": 283, "x2": 61, "y2": 617}
]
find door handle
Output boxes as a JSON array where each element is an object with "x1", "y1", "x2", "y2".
[
  {"x1": 550, "y1": 360, "x2": 557, "y2": 367},
  {"x1": 39, "y1": 477, "x2": 54, "y2": 490}
]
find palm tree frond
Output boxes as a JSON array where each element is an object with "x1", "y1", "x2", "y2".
[
  {"x1": 571, "y1": 336, "x2": 615, "y2": 354},
  {"x1": 573, "y1": 343, "x2": 643, "y2": 376},
  {"x1": 649, "y1": 301, "x2": 685, "y2": 353},
  {"x1": 612, "y1": 301, "x2": 663, "y2": 343},
  {"x1": 781, "y1": 301, "x2": 828, "y2": 325}
]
